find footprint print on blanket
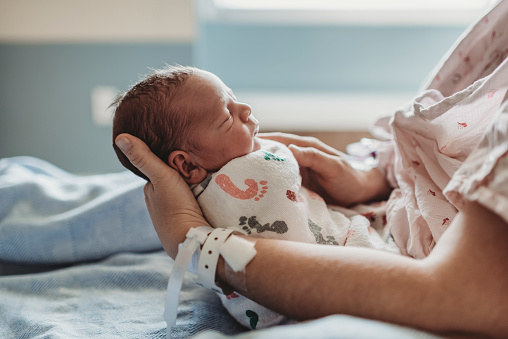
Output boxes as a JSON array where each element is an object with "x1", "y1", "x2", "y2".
[
  {"x1": 308, "y1": 219, "x2": 339, "y2": 245},
  {"x1": 239, "y1": 216, "x2": 288, "y2": 235},
  {"x1": 262, "y1": 151, "x2": 286, "y2": 162},
  {"x1": 215, "y1": 174, "x2": 268, "y2": 201},
  {"x1": 245, "y1": 310, "x2": 259, "y2": 329}
]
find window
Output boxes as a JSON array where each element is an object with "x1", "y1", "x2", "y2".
[
  {"x1": 206, "y1": 0, "x2": 495, "y2": 25},
  {"x1": 197, "y1": 0, "x2": 497, "y2": 130}
]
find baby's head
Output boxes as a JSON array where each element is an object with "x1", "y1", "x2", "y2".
[{"x1": 112, "y1": 65, "x2": 260, "y2": 184}]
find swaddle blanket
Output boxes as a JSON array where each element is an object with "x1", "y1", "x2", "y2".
[{"x1": 192, "y1": 139, "x2": 398, "y2": 329}]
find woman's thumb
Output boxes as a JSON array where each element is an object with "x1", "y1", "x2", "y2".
[
  {"x1": 289, "y1": 144, "x2": 320, "y2": 169},
  {"x1": 115, "y1": 133, "x2": 169, "y2": 184},
  {"x1": 289, "y1": 143, "x2": 341, "y2": 175}
]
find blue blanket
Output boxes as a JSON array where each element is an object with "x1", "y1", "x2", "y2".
[
  {"x1": 0, "y1": 156, "x2": 158, "y2": 264},
  {"x1": 0, "y1": 157, "x2": 439, "y2": 338}
]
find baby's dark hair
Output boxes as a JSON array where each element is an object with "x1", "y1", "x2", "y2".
[{"x1": 112, "y1": 65, "x2": 198, "y2": 180}]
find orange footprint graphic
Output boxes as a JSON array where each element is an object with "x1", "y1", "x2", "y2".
[{"x1": 215, "y1": 174, "x2": 268, "y2": 201}]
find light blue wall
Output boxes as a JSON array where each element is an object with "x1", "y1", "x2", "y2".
[
  {"x1": 0, "y1": 43, "x2": 192, "y2": 174},
  {"x1": 195, "y1": 23, "x2": 466, "y2": 93},
  {"x1": 0, "y1": 21, "x2": 468, "y2": 174}
]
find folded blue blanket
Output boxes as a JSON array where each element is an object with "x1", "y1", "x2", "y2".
[{"x1": 0, "y1": 156, "x2": 160, "y2": 264}]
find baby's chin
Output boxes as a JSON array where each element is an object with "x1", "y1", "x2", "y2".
[{"x1": 252, "y1": 137, "x2": 261, "y2": 152}]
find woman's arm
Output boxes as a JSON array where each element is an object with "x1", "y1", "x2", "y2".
[
  {"x1": 116, "y1": 133, "x2": 508, "y2": 338},
  {"x1": 260, "y1": 132, "x2": 391, "y2": 206},
  {"x1": 218, "y1": 201, "x2": 508, "y2": 338}
]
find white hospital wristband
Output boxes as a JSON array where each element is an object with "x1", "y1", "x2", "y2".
[
  {"x1": 165, "y1": 226, "x2": 257, "y2": 338},
  {"x1": 197, "y1": 228, "x2": 235, "y2": 293},
  {"x1": 220, "y1": 234, "x2": 257, "y2": 272},
  {"x1": 165, "y1": 226, "x2": 212, "y2": 336},
  {"x1": 196, "y1": 229, "x2": 257, "y2": 293}
]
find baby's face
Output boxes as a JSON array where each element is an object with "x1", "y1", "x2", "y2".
[{"x1": 181, "y1": 70, "x2": 260, "y2": 171}]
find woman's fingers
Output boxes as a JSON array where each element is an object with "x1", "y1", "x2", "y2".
[
  {"x1": 258, "y1": 132, "x2": 300, "y2": 145},
  {"x1": 289, "y1": 144, "x2": 320, "y2": 169},
  {"x1": 115, "y1": 133, "x2": 197, "y2": 208},
  {"x1": 289, "y1": 144, "x2": 344, "y2": 177},
  {"x1": 288, "y1": 144, "x2": 374, "y2": 206},
  {"x1": 260, "y1": 132, "x2": 343, "y2": 157},
  {"x1": 115, "y1": 133, "x2": 207, "y2": 258},
  {"x1": 115, "y1": 133, "x2": 171, "y2": 185}
]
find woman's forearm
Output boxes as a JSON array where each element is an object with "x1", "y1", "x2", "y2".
[
  {"x1": 218, "y1": 239, "x2": 433, "y2": 327},
  {"x1": 217, "y1": 202, "x2": 508, "y2": 337}
]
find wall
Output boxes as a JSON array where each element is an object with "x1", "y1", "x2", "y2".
[
  {"x1": 0, "y1": 0, "x2": 194, "y2": 43},
  {"x1": 0, "y1": 43, "x2": 192, "y2": 174},
  {"x1": 0, "y1": 0, "x2": 193, "y2": 174},
  {"x1": 0, "y1": 0, "x2": 484, "y2": 173},
  {"x1": 195, "y1": 23, "x2": 465, "y2": 93},
  {"x1": 194, "y1": 5, "x2": 470, "y2": 131}
]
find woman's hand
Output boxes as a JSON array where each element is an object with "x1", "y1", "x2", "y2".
[
  {"x1": 260, "y1": 132, "x2": 391, "y2": 206},
  {"x1": 115, "y1": 133, "x2": 209, "y2": 259}
]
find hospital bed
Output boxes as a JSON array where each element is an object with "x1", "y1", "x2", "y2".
[{"x1": 0, "y1": 156, "x2": 437, "y2": 338}]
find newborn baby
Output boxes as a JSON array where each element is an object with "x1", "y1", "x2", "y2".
[{"x1": 112, "y1": 65, "x2": 398, "y2": 329}]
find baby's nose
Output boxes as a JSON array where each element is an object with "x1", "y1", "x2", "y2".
[{"x1": 239, "y1": 104, "x2": 252, "y2": 122}]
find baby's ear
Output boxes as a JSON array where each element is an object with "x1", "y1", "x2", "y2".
[{"x1": 168, "y1": 150, "x2": 208, "y2": 185}]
